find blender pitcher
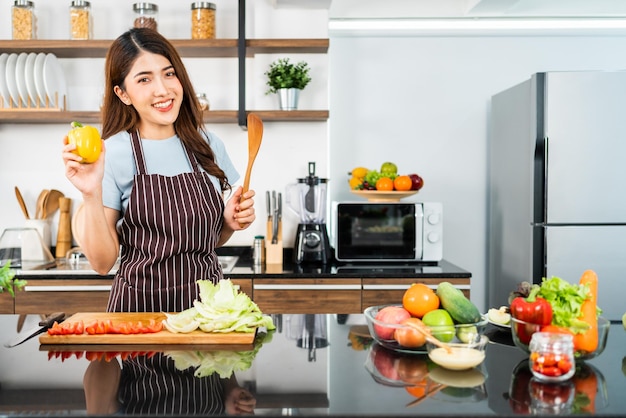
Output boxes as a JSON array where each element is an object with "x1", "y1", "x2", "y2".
[{"x1": 286, "y1": 162, "x2": 332, "y2": 264}]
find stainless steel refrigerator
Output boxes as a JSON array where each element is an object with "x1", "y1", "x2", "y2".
[{"x1": 488, "y1": 71, "x2": 626, "y2": 321}]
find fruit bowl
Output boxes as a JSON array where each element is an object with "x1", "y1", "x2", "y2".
[
  {"x1": 350, "y1": 190, "x2": 418, "y2": 203},
  {"x1": 510, "y1": 316, "x2": 609, "y2": 360},
  {"x1": 426, "y1": 335, "x2": 489, "y2": 371},
  {"x1": 364, "y1": 304, "x2": 488, "y2": 354}
]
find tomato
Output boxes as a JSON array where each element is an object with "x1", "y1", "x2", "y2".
[
  {"x1": 541, "y1": 325, "x2": 575, "y2": 337},
  {"x1": 393, "y1": 175, "x2": 412, "y2": 191},
  {"x1": 375, "y1": 177, "x2": 394, "y2": 191},
  {"x1": 67, "y1": 121, "x2": 102, "y2": 164},
  {"x1": 402, "y1": 283, "x2": 440, "y2": 318},
  {"x1": 394, "y1": 318, "x2": 427, "y2": 348}
]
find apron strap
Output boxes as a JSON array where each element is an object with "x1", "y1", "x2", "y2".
[{"x1": 129, "y1": 130, "x2": 148, "y2": 175}]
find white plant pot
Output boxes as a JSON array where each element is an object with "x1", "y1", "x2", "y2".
[{"x1": 277, "y1": 88, "x2": 301, "y2": 110}]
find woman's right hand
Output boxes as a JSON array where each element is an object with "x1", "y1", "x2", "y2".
[{"x1": 62, "y1": 136, "x2": 105, "y2": 196}]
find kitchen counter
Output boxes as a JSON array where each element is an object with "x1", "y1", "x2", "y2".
[
  {"x1": 0, "y1": 314, "x2": 624, "y2": 417},
  {"x1": 7, "y1": 248, "x2": 471, "y2": 315},
  {"x1": 15, "y1": 247, "x2": 471, "y2": 279}
]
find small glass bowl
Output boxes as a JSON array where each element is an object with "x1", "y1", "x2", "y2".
[
  {"x1": 426, "y1": 335, "x2": 489, "y2": 371},
  {"x1": 364, "y1": 304, "x2": 488, "y2": 353},
  {"x1": 510, "y1": 316, "x2": 609, "y2": 360}
]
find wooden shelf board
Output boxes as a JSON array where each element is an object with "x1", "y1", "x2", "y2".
[{"x1": 0, "y1": 38, "x2": 327, "y2": 58}]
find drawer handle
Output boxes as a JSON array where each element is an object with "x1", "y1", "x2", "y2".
[
  {"x1": 363, "y1": 284, "x2": 470, "y2": 290},
  {"x1": 24, "y1": 285, "x2": 112, "y2": 292},
  {"x1": 254, "y1": 284, "x2": 361, "y2": 290}
]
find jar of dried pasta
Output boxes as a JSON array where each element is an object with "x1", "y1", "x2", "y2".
[
  {"x1": 69, "y1": 0, "x2": 92, "y2": 40},
  {"x1": 191, "y1": 2, "x2": 216, "y2": 39},
  {"x1": 12, "y1": 0, "x2": 36, "y2": 40},
  {"x1": 133, "y1": 2, "x2": 158, "y2": 31}
]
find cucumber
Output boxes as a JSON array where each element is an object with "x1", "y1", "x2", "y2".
[{"x1": 436, "y1": 282, "x2": 482, "y2": 324}]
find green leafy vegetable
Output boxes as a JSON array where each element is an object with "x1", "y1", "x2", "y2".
[
  {"x1": 165, "y1": 330, "x2": 274, "y2": 379},
  {"x1": 536, "y1": 276, "x2": 590, "y2": 333},
  {"x1": 0, "y1": 261, "x2": 27, "y2": 298},
  {"x1": 163, "y1": 279, "x2": 275, "y2": 334}
]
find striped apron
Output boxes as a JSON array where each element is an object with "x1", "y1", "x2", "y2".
[
  {"x1": 118, "y1": 354, "x2": 226, "y2": 414},
  {"x1": 107, "y1": 130, "x2": 224, "y2": 313}
]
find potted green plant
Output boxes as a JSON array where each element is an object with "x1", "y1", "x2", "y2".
[
  {"x1": 264, "y1": 58, "x2": 312, "y2": 110},
  {"x1": 0, "y1": 261, "x2": 26, "y2": 298}
]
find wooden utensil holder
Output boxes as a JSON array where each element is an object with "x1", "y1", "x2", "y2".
[{"x1": 265, "y1": 219, "x2": 283, "y2": 266}]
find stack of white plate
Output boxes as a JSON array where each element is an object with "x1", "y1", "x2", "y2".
[{"x1": 0, "y1": 52, "x2": 67, "y2": 110}]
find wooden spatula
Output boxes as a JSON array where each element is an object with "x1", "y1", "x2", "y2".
[
  {"x1": 238, "y1": 113, "x2": 263, "y2": 227},
  {"x1": 241, "y1": 113, "x2": 263, "y2": 199}
]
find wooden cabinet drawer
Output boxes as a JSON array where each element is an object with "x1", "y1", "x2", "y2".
[
  {"x1": 15, "y1": 279, "x2": 112, "y2": 315},
  {"x1": 253, "y1": 278, "x2": 362, "y2": 314},
  {"x1": 361, "y1": 278, "x2": 471, "y2": 310},
  {"x1": 0, "y1": 291, "x2": 14, "y2": 314}
]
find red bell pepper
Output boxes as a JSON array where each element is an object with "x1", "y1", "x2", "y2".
[{"x1": 510, "y1": 286, "x2": 553, "y2": 345}]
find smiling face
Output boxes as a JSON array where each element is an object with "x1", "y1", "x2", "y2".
[{"x1": 114, "y1": 51, "x2": 183, "y2": 139}]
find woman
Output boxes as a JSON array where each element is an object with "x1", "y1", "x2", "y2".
[
  {"x1": 62, "y1": 27, "x2": 256, "y2": 313},
  {"x1": 67, "y1": 27, "x2": 258, "y2": 414}
]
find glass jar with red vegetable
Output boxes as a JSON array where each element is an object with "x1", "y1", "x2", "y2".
[{"x1": 529, "y1": 332, "x2": 575, "y2": 383}]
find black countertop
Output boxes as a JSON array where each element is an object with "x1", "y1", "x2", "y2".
[
  {"x1": 0, "y1": 314, "x2": 624, "y2": 417},
  {"x1": 16, "y1": 247, "x2": 471, "y2": 279}
]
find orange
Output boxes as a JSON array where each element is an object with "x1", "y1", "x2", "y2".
[
  {"x1": 405, "y1": 385, "x2": 427, "y2": 398},
  {"x1": 375, "y1": 177, "x2": 394, "y2": 191},
  {"x1": 393, "y1": 175, "x2": 412, "y2": 191},
  {"x1": 402, "y1": 283, "x2": 440, "y2": 318}
]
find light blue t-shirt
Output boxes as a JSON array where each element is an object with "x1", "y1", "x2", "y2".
[{"x1": 102, "y1": 130, "x2": 240, "y2": 214}]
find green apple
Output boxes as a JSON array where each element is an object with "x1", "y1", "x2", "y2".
[
  {"x1": 422, "y1": 309, "x2": 455, "y2": 342},
  {"x1": 457, "y1": 325, "x2": 478, "y2": 343},
  {"x1": 380, "y1": 161, "x2": 398, "y2": 176},
  {"x1": 488, "y1": 307, "x2": 511, "y2": 325},
  {"x1": 622, "y1": 312, "x2": 626, "y2": 329}
]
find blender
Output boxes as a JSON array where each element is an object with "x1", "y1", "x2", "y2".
[{"x1": 286, "y1": 162, "x2": 331, "y2": 264}]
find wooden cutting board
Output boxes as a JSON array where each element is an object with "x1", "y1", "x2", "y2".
[{"x1": 38, "y1": 312, "x2": 256, "y2": 345}]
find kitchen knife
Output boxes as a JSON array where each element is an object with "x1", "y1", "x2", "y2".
[
  {"x1": 272, "y1": 191, "x2": 278, "y2": 244},
  {"x1": 4, "y1": 312, "x2": 65, "y2": 348}
]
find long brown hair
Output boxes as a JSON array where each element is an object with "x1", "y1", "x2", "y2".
[{"x1": 101, "y1": 28, "x2": 229, "y2": 191}]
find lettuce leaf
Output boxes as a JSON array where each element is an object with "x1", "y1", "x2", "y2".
[
  {"x1": 163, "y1": 279, "x2": 275, "y2": 333},
  {"x1": 536, "y1": 276, "x2": 590, "y2": 333}
]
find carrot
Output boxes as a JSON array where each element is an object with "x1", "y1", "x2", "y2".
[
  {"x1": 573, "y1": 270, "x2": 598, "y2": 353},
  {"x1": 573, "y1": 364, "x2": 598, "y2": 413}
]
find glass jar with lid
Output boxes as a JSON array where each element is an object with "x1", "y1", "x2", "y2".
[
  {"x1": 528, "y1": 332, "x2": 575, "y2": 383},
  {"x1": 191, "y1": 2, "x2": 216, "y2": 39},
  {"x1": 12, "y1": 0, "x2": 36, "y2": 40},
  {"x1": 133, "y1": 2, "x2": 158, "y2": 31},
  {"x1": 69, "y1": 0, "x2": 92, "y2": 40}
]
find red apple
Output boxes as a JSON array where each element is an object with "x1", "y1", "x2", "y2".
[
  {"x1": 374, "y1": 306, "x2": 411, "y2": 340},
  {"x1": 372, "y1": 344, "x2": 401, "y2": 381},
  {"x1": 408, "y1": 174, "x2": 424, "y2": 191}
]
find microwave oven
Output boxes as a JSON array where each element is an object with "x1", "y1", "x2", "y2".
[{"x1": 330, "y1": 201, "x2": 443, "y2": 262}]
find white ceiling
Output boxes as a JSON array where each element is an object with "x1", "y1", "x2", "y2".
[{"x1": 274, "y1": 0, "x2": 626, "y2": 18}]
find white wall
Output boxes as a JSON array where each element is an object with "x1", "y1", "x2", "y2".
[
  {"x1": 328, "y1": 31, "x2": 626, "y2": 311},
  {"x1": 0, "y1": 0, "x2": 329, "y2": 250}
]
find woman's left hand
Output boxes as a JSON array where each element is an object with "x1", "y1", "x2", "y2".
[{"x1": 224, "y1": 187, "x2": 256, "y2": 230}]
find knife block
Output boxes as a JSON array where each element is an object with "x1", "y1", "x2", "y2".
[
  {"x1": 55, "y1": 197, "x2": 72, "y2": 258},
  {"x1": 265, "y1": 219, "x2": 283, "y2": 266}
]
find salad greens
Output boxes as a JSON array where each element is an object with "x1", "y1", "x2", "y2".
[
  {"x1": 536, "y1": 276, "x2": 594, "y2": 333},
  {"x1": 163, "y1": 279, "x2": 275, "y2": 334},
  {"x1": 0, "y1": 261, "x2": 27, "y2": 298},
  {"x1": 165, "y1": 330, "x2": 274, "y2": 379}
]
